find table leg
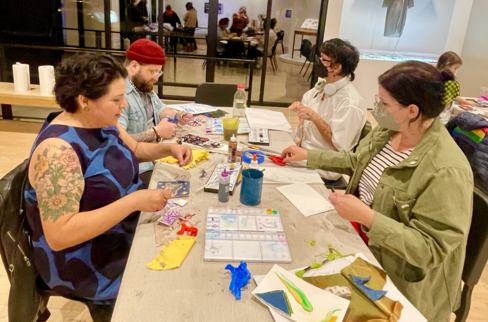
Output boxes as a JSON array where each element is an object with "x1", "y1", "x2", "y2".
[
  {"x1": 1, "y1": 104, "x2": 13, "y2": 120},
  {"x1": 292, "y1": 31, "x2": 296, "y2": 59},
  {"x1": 300, "y1": 34, "x2": 304, "y2": 58}
]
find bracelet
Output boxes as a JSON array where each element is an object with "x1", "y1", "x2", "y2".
[{"x1": 152, "y1": 126, "x2": 160, "y2": 140}]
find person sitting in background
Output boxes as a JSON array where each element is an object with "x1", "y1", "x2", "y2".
[
  {"x1": 120, "y1": 39, "x2": 193, "y2": 184},
  {"x1": 163, "y1": 5, "x2": 181, "y2": 28},
  {"x1": 25, "y1": 53, "x2": 192, "y2": 322},
  {"x1": 281, "y1": 61, "x2": 473, "y2": 322},
  {"x1": 253, "y1": 18, "x2": 278, "y2": 69},
  {"x1": 289, "y1": 38, "x2": 367, "y2": 182},
  {"x1": 230, "y1": 6, "x2": 249, "y2": 36},
  {"x1": 217, "y1": 18, "x2": 232, "y2": 54},
  {"x1": 436, "y1": 51, "x2": 474, "y2": 124},
  {"x1": 128, "y1": 0, "x2": 147, "y2": 27},
  {"x1": 136, "y1": 0, "x2": 148, "y2": 22},
  {"x1": 183, "y1": 2, "x2": 198, "y2": 52}
]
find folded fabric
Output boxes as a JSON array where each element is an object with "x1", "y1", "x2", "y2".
[
  {"x1": 147, "y1": 236, "x2": 196, "y2": 270},
  {"x1": 156, "y1": 149, "x2": 209, "y2": 170},
  {"x1": 349, "y1": 275, "x2": 387, "y2": 301}
]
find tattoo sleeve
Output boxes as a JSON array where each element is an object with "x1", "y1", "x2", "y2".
[
  {"x1": 130, "y1": 129, "x2": 157, "y2": 142},
  {"x1": 311, "y1": 115, "x2": 336, "y2": 150},
  {"x1": 33, "y1": 145, "x2": 84, "y2": 222}
]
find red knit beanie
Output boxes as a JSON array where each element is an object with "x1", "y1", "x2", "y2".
[{"x1": 126, "y1": 39, "x2": 166, "y2": 65}]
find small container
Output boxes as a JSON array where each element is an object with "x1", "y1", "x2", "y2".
[
  {"x1": 228, "y1": 134, "x2": 237, "y2": 163},
  {"x1": 236, "y1": 146, "x2": 243, "y2": 164},
  {"x1": 218, "y1": 169, "x2": 230, "y2": 203},
  {"x1": 240, "y1": 169, "x2": 263, "y2": 206},
  {"x1": 250, "y1": 154, "x2": 259, "y2": 170}
]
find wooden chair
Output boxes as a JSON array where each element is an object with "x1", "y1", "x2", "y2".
[
  {"x1": 276, "y1": 30, "x2": 285, "y2": 54},
  {"x1": 454, "y1": 187, "x2": 488, "y2": 322},
  {"x1": 195, "y1": 83, "x2": 238, "y2": 107}
]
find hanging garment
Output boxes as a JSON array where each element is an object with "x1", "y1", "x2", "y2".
[{"x1": 383, "y1": 0, "x2": 414, "y2": 37}]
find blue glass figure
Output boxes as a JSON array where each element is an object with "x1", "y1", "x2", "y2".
[{"x1": 225, "y1": 261, "x2": 251, "y2": 300}]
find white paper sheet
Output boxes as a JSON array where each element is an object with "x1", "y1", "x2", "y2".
[
  {"x1": 252, "y1": 265, "x2": 349, "y2": 322},
  {"x1": 262, "y1": 167, "x2": 323, "y2": 184},
  {"x1": 245, "y1": 109, "x2": 293, "y2": 132},
  {"x1": 254, "y1": 253, "x2": 427, "y2": 322},
  {"x1": 166, "y1": 103, "x2": 218, "y2": 114},
  {"x1": 276, "y1": 183, "x2": 334, "y2": 217}
]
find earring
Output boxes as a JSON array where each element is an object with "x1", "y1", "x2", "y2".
[{"x1": 84, "y1": 106, "x2": 89, "y2": 111}]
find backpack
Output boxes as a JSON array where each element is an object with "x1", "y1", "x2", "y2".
[
  {"x1": 447, "y1": 112, "x2": 488, "y2": 195},
  {"x1": 0, "y1": 159, "x2": 50, "y2": 322}
]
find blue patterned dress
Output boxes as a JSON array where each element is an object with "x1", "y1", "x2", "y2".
[{"x1": 25, "y1": 112, "x2": 143, "y2": 301}]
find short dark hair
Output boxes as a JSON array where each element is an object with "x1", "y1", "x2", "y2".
[
  {"x1": 166, "y1": 5, "x2": 171, "y2": 10},
  {"x1": 320, "y1": 38, "x2": 360, "y2": 81},
  {"x1": 219, "y1": 18, "x2": 229, "y2": 27},
  {"x1": 186, "y1": 2, "x2": 193, "y2": 10},
  {"x1": 270, "y1": 18, "x2": 277, "y2": 29},
  {"x1": 379, "y1": 61, "x2": 455, "y2": 120},
  {"x1": 54, "y1": 53, "x2": 127, "y2": 113}
]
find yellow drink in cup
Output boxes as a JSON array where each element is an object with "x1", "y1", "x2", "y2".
[{"x1": 223, "y1": 117, "x2": 240, "y2": 141}]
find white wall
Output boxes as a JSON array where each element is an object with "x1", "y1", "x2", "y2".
[
  {"x1": 339, "y1": 0, "x2": 456, "y2": 56},
  {"x1": 456, "y1": 0, "x2": 488, "y2": 98}
]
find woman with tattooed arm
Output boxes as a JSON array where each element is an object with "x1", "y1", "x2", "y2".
[{"x1": 24, "y1": 53, "x2": 192, "y2": 322}]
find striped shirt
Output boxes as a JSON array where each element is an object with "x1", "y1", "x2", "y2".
[{"x1": 359, "y1": 140, "x2": 412, "y2": 206}]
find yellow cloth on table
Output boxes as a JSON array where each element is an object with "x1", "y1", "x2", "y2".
[
  {"x1": 156, "y1": 150, "x2": 209, "y2": 170},
  {"x1": 147, "y1": 236, "x2": 196, "y2": 271}
]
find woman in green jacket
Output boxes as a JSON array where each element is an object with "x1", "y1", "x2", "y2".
[{"x1": 281, "y1": 61, "x2": 473, "y2": 322}]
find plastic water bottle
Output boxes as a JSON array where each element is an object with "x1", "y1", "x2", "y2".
[
  {"x1": 218, "y1": 169, "x2": 230, "y2": 203},
  {"x1": 233, "y1": 84, "x2": 247, "y2": 118}
]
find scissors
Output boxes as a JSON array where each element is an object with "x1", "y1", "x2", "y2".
[{"x1": 269, "y1": 156, "x2": 286, "y2": 166}]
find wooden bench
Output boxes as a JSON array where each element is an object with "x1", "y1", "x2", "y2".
[{"x1": 0, "y1": 82, "x2": 60, "y2": 119}]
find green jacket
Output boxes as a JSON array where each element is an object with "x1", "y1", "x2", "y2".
[{"x1": 308, "y1": 119, "x2": 473, "y2": 322}]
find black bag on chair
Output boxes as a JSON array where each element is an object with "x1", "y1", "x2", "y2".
[{"x1": 0, "y1": 159, "x2": 50, "y2": 322}]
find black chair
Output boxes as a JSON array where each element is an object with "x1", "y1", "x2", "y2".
[
  {"x1": 298, "y1": 39, "x2": 313, "y2": 76},
  {"x1": 454, "y1": 187, "x2": 488, "y2": 322},
  {"x1": 276, "y1": 30, "x2": 285, "y2": 54},
  {"x1": 324, "y1": 121, "x2": 372, "y2": 190},
  {"x1": 195, "y1": 83, "x2": 238, "y2": 107}
]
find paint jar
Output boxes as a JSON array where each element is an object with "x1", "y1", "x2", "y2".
[
  {"x1": 240, "y1": 169, "x2": 263, "y2": 206},
  {"x1": 223, "y1": 117, "x2": 239, "y2": 141}
]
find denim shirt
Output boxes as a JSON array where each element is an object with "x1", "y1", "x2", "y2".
[{"x1": 120, "y1": 78, "x2": 167, "y2": 174}]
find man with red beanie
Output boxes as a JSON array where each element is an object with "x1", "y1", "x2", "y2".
[{"x1": 120, "y1": 39, "x2": 193, "y2": 184}]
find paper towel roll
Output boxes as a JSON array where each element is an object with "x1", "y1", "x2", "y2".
[
  {"x1": 39, "y1": 65, "x2": 55, "y2": 97},
  {"x1": 13, "y1": 62, "x2": 30, "y2": 92}
]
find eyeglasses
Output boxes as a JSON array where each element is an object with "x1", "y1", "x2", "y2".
[
  {"x1": 320, "y1": 57, "x2": 333, "y2": 65},
  {"x1": 150, "y1": 70, "x2": 163, "y2": 78}
]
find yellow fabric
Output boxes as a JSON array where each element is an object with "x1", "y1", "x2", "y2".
[
  {"x1": 156, "y1": 150, "x2": 209, "y2": 170},
  {"x1": 147, "y1": 236, "x2": 196, "y2": 271}
]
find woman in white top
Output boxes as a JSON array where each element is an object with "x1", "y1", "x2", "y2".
[{"x1": 290, "y1": 38, "x2": 367, "y2": 181}]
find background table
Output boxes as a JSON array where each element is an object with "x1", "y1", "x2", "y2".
[
  {"x1": 112, "y1": 108, "x2": 376, "y2": 321},
  {"x1": 291, "y1": 29, "x2": 317, "y2": 59},
  {"x1": 0, "y1": 82, "x2": 60, "y2": 119}
]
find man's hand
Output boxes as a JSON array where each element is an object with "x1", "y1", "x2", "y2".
[
  {"x1": 288, "y1": 101, "x2": 302, "y2": 112},
  {"x1": 177, "y1": 111, "x2": 193, "y2": 125},
  {"x1": 155, "y1": 118, "x2": 177, "y2": 139},
  {"x1": 281, "y1": 145, "x2": 308, "y2": 163},
  {"x1": 170, "y1": 144, "x2": 193, "y2": 167}
]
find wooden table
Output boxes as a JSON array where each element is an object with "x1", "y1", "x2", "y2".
[
  {"x1": 0, "y1": 82, "x2": 60, "y2": 119},
  {"x1": 291, "y1": 29, "x2": 317, "y2": 59},
  {"x1": 111, "y1": 108, "x2": 376, "y2": 321}
]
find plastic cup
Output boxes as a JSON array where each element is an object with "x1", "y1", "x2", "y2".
[
  {"x1": 223, "y1": 117, "x2": 239, "y2": 141},
  {"x1": 240, "y1": 169, "x2": 263, "y2": 206}
]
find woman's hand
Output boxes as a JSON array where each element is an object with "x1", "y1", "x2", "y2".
[
  {"x1": 177, "y1": 111, "x2": 193, "y2": 125},
  {"x1": 328, "y1": 193, "x2": 375, "y2": 229},
  {"x1": 281, "y1": 145, "x2": 308, "y2": 163},
  {"x1": 295, "y1": 104, "x2": 316, "y2": 121},
  {"x1": 288, "y1": 101, "x2": 301, "y2": 112},
  {"x1": 170, "y1": 144, "x2": 193, "y2": 166},
  {"x1": 133, "y1": 189, "x2": 172, "y2": 212}
]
